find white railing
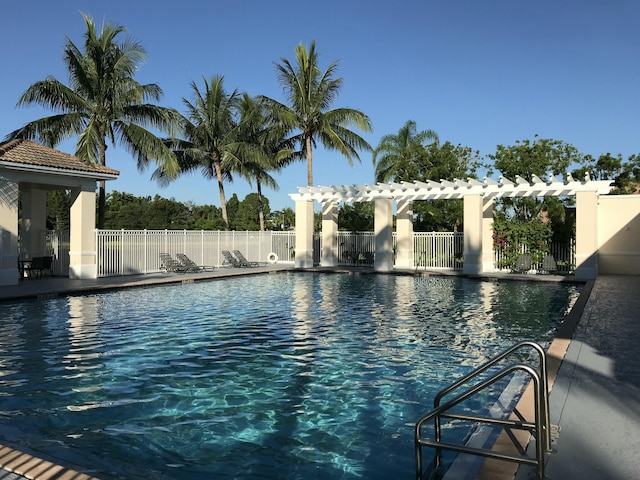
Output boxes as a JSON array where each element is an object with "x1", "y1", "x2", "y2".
[
  {"x1": 95, "y1": 230, "x2": 296, "y2": 277},
  {"x1": 43, "y1": 229, "x2": 575, "y2": 277},
  {"x1": 493, "y1": 239, "x2": 576, "y2": 273},
  {"x1": 414, "y1": 232, "x2": 464, "y2": 270}
]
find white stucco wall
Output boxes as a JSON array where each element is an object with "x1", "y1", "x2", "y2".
[{"x1": 598, "y1": 195, "x2": 640, "y2": 275}]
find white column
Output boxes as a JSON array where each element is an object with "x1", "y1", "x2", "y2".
[
  {"x1": 374, "y1": 197, "x2": 393, "y2": 271},
  {"x1": 69, "y1": 187, "x2": 97, "y2": 279},
  {"x1": 481, "y1": 197, "x2": 495, "y2": 273},
  {"x1": 320, "y1": 201, "x2": 338, "y2": 267},
  {"x1": 462, "y1": 194, "x2": 483, "y2": 275},
  {"x1": 575, "y1": 190, "x2": 598, "y2": 280},
  {"x1": 395, "y1": 200, "x2": 414, "y2": 269},
  {"x1": 20, "y1": 185, "x2": 47, "y2": 258},
  {"x1": 295, "y1": 200, "x2": 315, "y2": 268},
  {"x1": 0, "y1": 176, "x2": 19, "y2": 285}
]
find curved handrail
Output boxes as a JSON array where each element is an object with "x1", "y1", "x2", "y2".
[{"x1": 415, "y1": 341, "x2": 551, "y2": 480}]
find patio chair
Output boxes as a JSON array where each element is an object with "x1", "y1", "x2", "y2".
[
  {"x1": 233, "y1": 250, "x2": 266, "y2": 267},
  {"x1": 159, "y1": 253, "x2": 189, "y2": 274},
  {"x1": 511, "y1": 254, "x2": 532, "y2": 274},
  {"x1": 221, "y1": 250, "x2": 242, "y2": 268},
  {"x1": 176, "y1": 253, "x2": 215, "y2": 273},
  {"x1": 539, "y1": 254, "x2": 558, "y2": 274}
]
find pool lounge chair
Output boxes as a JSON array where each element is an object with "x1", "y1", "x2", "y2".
[
  {"x1": 221, "y1": 250, "x2": 242, "y2": 268},
  {"x1": 159, "y1": 253, "x2": 189, "y2": 274},
  {"x1": 176, "y1": 253, "x2": 215, "y2": 273},
  {"x1": 233, "y1": 250, "x2": 266, "y2": 267},
  {"x1": 511, "y1": 254, "x2": 532, "y2": 274},
  {"x1": 539, "y1": 254, "x2": 558, "y2": 274}
]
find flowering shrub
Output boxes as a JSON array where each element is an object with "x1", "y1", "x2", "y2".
[{"x1": 492, "y1": 219, "x2": 552, "y2": 269}]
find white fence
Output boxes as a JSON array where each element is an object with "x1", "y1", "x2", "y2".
[
  {"x1": 42, "y1": 229, "x2": 574, "y2": 277},
  {"x1": 95, "y1": 230, "x2": 296, "y2": 277},
  {"x1": 493, "y1": 239, "x2": 576, "y2": 273}
]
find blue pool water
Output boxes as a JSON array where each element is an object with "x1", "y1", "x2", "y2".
[{"x1": 0, "y1": 273, "x2": 580, "y2": 479}]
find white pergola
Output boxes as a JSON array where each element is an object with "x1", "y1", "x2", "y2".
[{"x1": 290, "y1": 174, "x2": 614, "y2": 279}]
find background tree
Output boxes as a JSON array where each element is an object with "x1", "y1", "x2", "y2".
[
  {"x1": 46, "y1": 190, "x2": 71, "y2": 230},
  {"x1": 234, "y1": 193, "x2": 271, "y2": 231},
  {"x1": 488, "y1": 136, "x2": 584, "y2": 267},
  {"x1": 373, "y1": 121, "x2": 480, "y2": 231},
  {"x1": 6, "y1": 13, "x2": 180, "y2": 228},
  {"x1": 338, "y1": 202, "x2": 374, "y2": 232},
  {"x1": 372, "y1": 120, "x2": 438, "y2": 183},
  {"x1": 156, "y1": 75, "x2": 240, "y2": 230},
  {"x1": 260, "y1": 40, "x2": 373, "y2": 186},
  {"x1": 227, "y1": 94, "x2": 296, "y2": 230},
  {"x1": 573, "y1": 152, "x2": 640, "y2": 194}
]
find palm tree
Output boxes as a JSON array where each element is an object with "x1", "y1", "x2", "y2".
[
  {"x1": 372, "y1": 120, "x2": 439, "y2": 183},
  {"x1": 227, "y1": 94, "x2": 297, "y2": 230},
  {"x1": 6, "y1": 13, "x2": 180, "y2": 228},
  {"x1": 260, "y1": 40, "x2": 373, "y2": 187},
  {"x1": 155, "y1": 75, "x2": 240, "y2": 230}
]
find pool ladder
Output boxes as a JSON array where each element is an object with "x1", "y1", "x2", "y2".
[{"x1": 414, "y1": 341, "x2": 552, "y2": 479}]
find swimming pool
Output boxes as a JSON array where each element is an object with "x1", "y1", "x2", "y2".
[{"x1": 0, "y1": 273, "x2": 580, "y2": 479}]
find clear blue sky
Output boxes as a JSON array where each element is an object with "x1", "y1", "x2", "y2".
[{"x1": 2, "y1": 1, "x2": 638, "y2": 211}]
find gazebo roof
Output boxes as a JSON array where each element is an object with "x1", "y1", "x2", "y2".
[
  {"x1": 0, "y1": 139, "x2": 119, "y2": 180},
  {"x1": 290, "y1": 174, "x2": 615, "y2": 203}
]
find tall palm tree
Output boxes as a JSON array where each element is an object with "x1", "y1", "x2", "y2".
[
  {"x1": 155, "y1": 75, "x2": 240, "y2": 230},
  {"x1": 6, "y1": 13, "x2": 180, "y2": 228},
  {"x1": 228, "y1": 94, "x2": 297, "y2": 230},
  {"x1": 260, "y1": 40, "x2": 373, "y2": 187},
  {"x1": 372, "y1": 120, "x2": 439, "y2": 183}
]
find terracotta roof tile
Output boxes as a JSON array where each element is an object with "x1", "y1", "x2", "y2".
[{"x1": 0, "y1": 139, "x2": 119, "y2": 176}]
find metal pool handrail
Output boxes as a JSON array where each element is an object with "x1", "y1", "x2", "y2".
[{"x1": 414, "y1": 341, "x2": 552, "y2": 479}]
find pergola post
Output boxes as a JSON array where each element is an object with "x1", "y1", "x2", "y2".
[
  {"x1": 481, "y1": 197, "x2": 495, "y2": 273},
  {"x1": 295, "y1": 200, "x2": 315, "y2": 268},
  {"x1": 0, "y1": 176, "x2": 19, "y2": 285},
  {"x1": 320, "y1": 201, "x2": 338, "y2": 267},
  {"x1": 69, "y1": 186, "x2": 97, "y2": 279},
  {"x1": 575, "y1": 190, "x2": 598, "y2": 279},
  {"x1": 374, "y1": 197, "x2": 393, "y2": 271},
  {"x1": 463, "y1": 194, "x2": 483, "y2": 275},
  {"x1": 395, "y1": 200, "x2": 414, "y2": 269}
]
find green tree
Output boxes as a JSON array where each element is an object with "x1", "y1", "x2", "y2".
[
  {"x1": 157, "y1": 75, "x2": 240, "y2": 230},
  {"x1": 338, "y1": 202, "x2": 374, "y2": 232},
  {"x1": 46, "y1": 190, "x2": 71, "y2": 230},
  {"x1": 234, "y1": 193, "x2": 270, "y2": 231},
  {"x1": 573, "y1": 152, "x2": 640, "y2": 194},
  {"x1": 260, "y1": 40, "x2": 373, "y2": 186},
  {"x1": 7, "y1": 13, "x2": 180, "y2": 228},
  {"x1": 372, "y1": 120, "x2": 438, "y2": 183},
  {"x1": 488, "y1": 136, "x2": 583, "y2": 267},
  {"x1": 227, "y1": 94, "x2": 295, "y2": 230}
]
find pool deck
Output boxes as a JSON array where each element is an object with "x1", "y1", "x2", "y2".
[{"x1": 1, "y1": 269, "x2": 639, "y2": 479}]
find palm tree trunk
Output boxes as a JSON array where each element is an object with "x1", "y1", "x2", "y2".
[
  {"x1": 97, "y1": 142, "x2": 107, "y2": 229},
  {"x1": 257, "y1": 181, "x2": 265, "y2": 231},
  {"x1": 306, "y1": 135, "x2": 314, "y2": 186},
  {"x1": 213, "y1": 158, "x2": 229, "y2": 230}
]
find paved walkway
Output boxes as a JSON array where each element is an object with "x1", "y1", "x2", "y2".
[
  {"x1": 536, "y1": 275, "x2": 640, "y2": 480},
  {"x1": 1, "y1": 271, "x2": 639, "y2": 479}
]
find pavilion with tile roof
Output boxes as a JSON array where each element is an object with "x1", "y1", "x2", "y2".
[{"x1": 0, "y1": 139, "x2": 119, "y2": 286}]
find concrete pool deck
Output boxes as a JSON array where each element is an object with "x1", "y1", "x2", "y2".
[{"x1": 0, "y1": 270, "x2": 638, "y2": 479}]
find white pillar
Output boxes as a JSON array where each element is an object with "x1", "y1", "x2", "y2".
[
  {"x1": 481, "y1": 197, "x2": 495, "y2": 273},
  {"x1": 462, "y1": 194, "x2": 483, "y2": 275},
  {"x1": 575, "y1": 190, "x2": 598, "y2": 280},
  {"x1": 374, "y1": 197, "x2": 393, "y2": 271},
  {"x1": 320, "y1": 201, "x2": 338, "y2": 267},
  {"x1": 20, "y1": 185, "x2": 47, "y2": 258},
  {"x1": 395, "y1": 200, "x2": 414, "y2": 269},
  {"x1": 69, "y1": 187, "x2": 97, "y2": 279},
  {"x1": 295, "y1": 200, "x2": 315, "y2": 268},
  {"x1": 0, "y1": 176, "x2": 19, "y2": 285}
]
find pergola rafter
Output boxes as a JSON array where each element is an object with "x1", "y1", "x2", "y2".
[{"x1": 290, "y1": 174, "x2": 614, "y2": 203}]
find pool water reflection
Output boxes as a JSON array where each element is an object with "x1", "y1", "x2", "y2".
[{"x1": 0, "y1": 273, "x2": 580, "y2": 479}]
